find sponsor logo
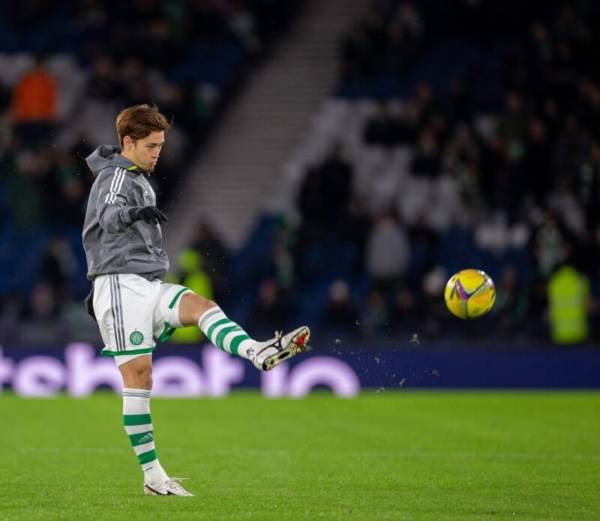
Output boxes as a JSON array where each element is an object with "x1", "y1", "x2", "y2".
[
  {"x1": 138, "y1": 433, "x2": 154, "y2": 444},
  {"x1": 0, "y1": 344, "x2": 361, "y2": 398}
]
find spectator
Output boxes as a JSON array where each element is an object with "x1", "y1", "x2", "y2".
[
  {"x1": 521, "y1": 117, "x2": 553, "y2": 204},
  {"x1": 360, "y1": 289, "x2": 388, "y2": 337},
  {"x1": 547, "y1": 263, "x2": 590, "y2": 345},
  {"x1": 167, "y1": 249, "x2": 214, "y2": 344},
  {"x1": 493, "y1": 265, "x2": 530, "y2": 336},
  {"x1": 411, "y1": 127, "x2": 441, "y2": 177},
  {"x1": 531, "y1": 209, "x2": 571, "y2": 279},
  {"x1": 496, "y1": 92, "x2": 528, "y2": 164},
  {"x1": 0, "y1": 294, "x2": 22, "y2": 343},
  {"x1": 8, "y1": 149, "x2": 46, "y2": 229},
  {"x1": 87, "y1": 56, "x2": 119, "y2": 102},
  {"x1": 321, "y1": 279, "x2": 359, "y2": 334},
  {"x1": 364, "y1": 103, "x2": 416, "y2": 147},
  {"x1": 28, "y1": 282, "x2": 60, "y2": 321},
  {"x1": 37, "y1": 237, "x2": 79, "y2": 317},
  {"x1": 366, "y1": 210, "x2": 410, "y2": 299},
  {"x1": 556, "y1": 115, "x2": 587, "y2": 189},
  {"x1": 577, "y1": 138, "x2": 600, "y2": 232},
  {"x1": 297, "y1": 145, "x2": 353, "y2": 229},
  {"x1": 190, "y1": 221, "x2": 231, "y2": 301},
  {"x1": 11, "y1": 56, "x2": 58, "y2": 148},
  {"x1": 249, "y1": 278, "x2": 289, "y2": 335}
]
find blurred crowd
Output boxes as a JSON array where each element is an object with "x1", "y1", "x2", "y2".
[
  {"x1": 2, "y1": 0, "x2": 600, "y2": 348},
  {"x1": 236, "y1": 0, "x2": 600, "y2": 347}
]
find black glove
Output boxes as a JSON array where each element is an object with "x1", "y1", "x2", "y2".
[
  {"x1": 129, "y1": 206, "x2": 168, "y2": 224},
  {"x1": 84, "y1": 286, "x2": 96, "y2": 322}
]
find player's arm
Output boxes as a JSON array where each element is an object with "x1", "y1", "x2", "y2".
[
  {"x1": 95, "y1": 168, "x2": 135, "y2": 233},
  {"x1": 96, "y1": 168, "x2": 167, "y2": 233}
]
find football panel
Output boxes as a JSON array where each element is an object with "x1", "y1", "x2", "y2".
[
  {"x1": 466, "y1": 279, "x2": 496, "y2": 318},
  {"x1": 456, "y1": 269, "x2": 487, "y2": 294},
  {"x1": 445, "y1": 277, "x2": 469, "y2": 319}
]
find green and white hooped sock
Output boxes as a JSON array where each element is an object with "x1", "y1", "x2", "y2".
[
  {"x1": 198, "y1": 306, "x2": 255, "y2": 359},
  {"x1": 122, "y1": 388, "x2": 169, "y2": 486}
]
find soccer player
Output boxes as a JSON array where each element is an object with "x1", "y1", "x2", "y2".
[{"x1": 81, "y1": 104, "x2": 310, "y2": 496}]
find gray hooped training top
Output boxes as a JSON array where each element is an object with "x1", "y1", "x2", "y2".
[{"x1": 82, "y1": 145, "x2": 169, "y2": 281}]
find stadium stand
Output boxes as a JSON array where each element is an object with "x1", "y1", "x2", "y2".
[
  {"x1": 2, "y1": 0, "x2": 600, "y2": 348},
  {"x1": 229, "y1": 0, "x2": 600, "y2": 346}
]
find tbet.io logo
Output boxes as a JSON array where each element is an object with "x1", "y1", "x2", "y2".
[{"x1": 0, "y1": 344, "x2": 360, "y2": 398}]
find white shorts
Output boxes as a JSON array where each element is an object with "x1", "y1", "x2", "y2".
[{"x1": 93, "y1": 274, "x2": 191, "y2": 366}]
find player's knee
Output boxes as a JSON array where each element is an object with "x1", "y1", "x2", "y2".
[
  {"x1": 120, "y1": 357, "x2": 153, "y2": 389},
  {"x1": 179, "y1": 292, "x2": 217, "y2": 325},
  {"x1": 134, "y1": 364, "x2": 152, "y2": 389},
  {"x1": 139, "y1": 369, "x2": 152, "y2": 389}
]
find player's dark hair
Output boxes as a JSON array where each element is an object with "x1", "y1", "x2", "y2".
[{"x1": 116, "y1": 104, "x2": 171, "y2": 147}]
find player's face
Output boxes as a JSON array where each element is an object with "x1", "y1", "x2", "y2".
[{"x1": 130, "y1": 131, "x2": 165, "y2": 172}]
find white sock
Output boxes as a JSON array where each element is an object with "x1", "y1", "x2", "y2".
[
  {"x1": 122, "y1": 388, "x2": 169, "y2": 485},
  {"x1": 197, "y1": 306, "x2": 256, "y2": 359}
]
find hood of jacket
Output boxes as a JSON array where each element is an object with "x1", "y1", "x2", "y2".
[{"x1": 85, "y1": 145, "x2": 141, "y2": 177}]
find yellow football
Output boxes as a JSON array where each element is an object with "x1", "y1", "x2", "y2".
[{"x1": 444, "y1": 269, "x2": 496, "y2": 319}]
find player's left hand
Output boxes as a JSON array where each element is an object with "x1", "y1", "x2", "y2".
[{"x1": 129, "y1": 206, "x2": 168, "y2": 225}]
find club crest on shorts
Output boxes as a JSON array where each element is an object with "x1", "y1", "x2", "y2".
[{"x1": 129, "y1": 330, "x2": 144, "y2": 345}]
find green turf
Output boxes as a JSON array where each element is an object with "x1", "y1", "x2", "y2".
[{"x1": 0, "y1": 392, "x2": 599, "y2": 520}]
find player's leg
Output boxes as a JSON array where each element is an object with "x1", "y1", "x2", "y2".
[
  {"x1": 118, "y1": 355, "x2": 193, "y2": 496},
  {"x1": 93, "y1": 274, "x2": 192, "y2": 496},
  {"x1": 117, "y1": 355, "x2": 165, "y2": 485},
  {"x1": 177, "y1": 291, "x2": 311, "y2": 370}
]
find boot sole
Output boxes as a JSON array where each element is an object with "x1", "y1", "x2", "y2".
[{"x1": 263, "y1": 327, "x2": 311, "y2": 371}]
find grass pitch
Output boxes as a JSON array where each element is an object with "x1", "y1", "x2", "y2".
[{"x1": 0, "y1": 392, "x2": 599, "y2": 520}]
